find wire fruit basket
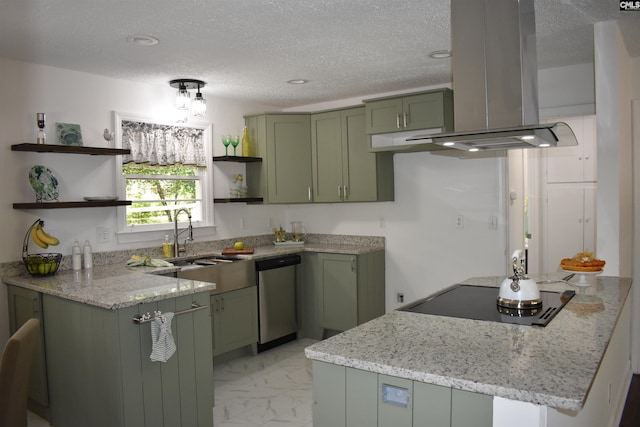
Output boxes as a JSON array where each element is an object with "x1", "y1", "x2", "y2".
[{"x1": 22, "y1": 219, "x2": 62, "y2": 277}]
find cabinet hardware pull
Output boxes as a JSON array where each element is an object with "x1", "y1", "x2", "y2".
[
  {"x1": 403, "y1": 112, "x2": 408, "y2": 128},
  {"x1": 343, "y1": 185, "x2": 348, "y2": 200},
  {"x1": 308, "y1": 186, "x2": 312, "y2": 201},
  {"x1": 221, "y1": 296, "x2": 225, "y2": 311},
  {"x1": 32, "y1": 298, "x2": 39, "y2": 315},
  {"x1": 396, "y1": 114, "x2": 401, "y2": 129},
  {"x1": 338, "y1": 185, "x2": 342, "y2": 199},
  {"x1": 132, "y1": 302, "x2": 208, "y2": 324}
]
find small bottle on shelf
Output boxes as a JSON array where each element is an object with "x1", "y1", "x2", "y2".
[
  {"x1": 83, "y1": 240, "x2": 93, "y2": 269},
  {"x1": 163, "y1": 235, "x2": 173, "y2": 258},
  {"x1": 72, "y1": 241, "x2": 82, "y2": 271},
  {"x1": 241, "y1": 126, "x2": 251, "y2": 156},
  {"x1": 36, "y1": 113, "x2": 46, "y2": 144}
]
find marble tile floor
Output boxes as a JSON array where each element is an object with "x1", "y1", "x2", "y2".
[{"x1": 28, "y1": 338, "x2": 316, "y2": 427}]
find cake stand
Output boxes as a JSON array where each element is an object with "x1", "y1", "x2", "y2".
[{"x1": 562, "y1": 269, "x2": 602, "y2": 287}]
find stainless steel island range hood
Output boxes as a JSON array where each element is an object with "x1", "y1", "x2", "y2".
[{"x1": 408, "y1": 0, "x2": 578, "y2": 152}]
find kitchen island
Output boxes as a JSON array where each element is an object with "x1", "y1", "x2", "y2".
[
  {"x1": 3, "y1": 264, "x2": 216, "y2": 427},
  {"x1": 305, "y1": 275, "x2": 632, "y2": 427}
]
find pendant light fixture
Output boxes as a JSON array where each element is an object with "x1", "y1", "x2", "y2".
[
  {"x1": 192, "y1": 83, "x2": 207, "y2": 117},
  {"x1": 169, "y1": 79, "x2": 207, "y2": 122}
]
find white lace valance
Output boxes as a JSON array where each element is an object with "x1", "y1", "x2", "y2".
[{"x1": 121, "y1": 120, "x2": 206, "y2": 166}]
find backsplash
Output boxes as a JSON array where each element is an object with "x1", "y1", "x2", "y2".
[{"x1": 0, "y1": 234, "x2": 384, "y2": 278}]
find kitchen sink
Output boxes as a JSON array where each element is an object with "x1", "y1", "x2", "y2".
[{"x1": 176, "y1": 257, "x2": 255, "y2": 295}]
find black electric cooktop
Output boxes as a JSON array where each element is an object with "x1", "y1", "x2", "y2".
[{"x1": 400, "y1": 284, "x2": 575, "y2": 327}]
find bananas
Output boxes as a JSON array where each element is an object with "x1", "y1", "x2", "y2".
[{"x1": 31, "y1": 220, "x2": 60, "y2": 249}]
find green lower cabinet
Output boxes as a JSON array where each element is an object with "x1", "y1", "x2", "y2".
[
  {"x1": 212, "y1": 286, "x2": 258, "y2": 357},
  {"x1": 451, "y1": 388, "x2": 493, "y2": 427},
  {"x1": 347, "y1": 367, "x2": 378, "y2": 426},
  {"x1": 301, "y1": 251, "x2": 385, "y2": 340},
  {"x1": 41, "y1": 291, "x2": 214, "y2": 427},
  {"x1": 313, "y1": 361, "x2": 346, "y2": 427},
  {"x1": 312, "y1": 361, "x2": 492, "y2": 427}
]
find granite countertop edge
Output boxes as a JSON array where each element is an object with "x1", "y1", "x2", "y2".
[
  {"x1": 304, "y1": 275, "x2": 633, "y2": 412},
  {"x1": 2, "y1": 242, "x2": 384, "y2": 310}
]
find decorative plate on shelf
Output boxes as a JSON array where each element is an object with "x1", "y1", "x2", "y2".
[
  {"x1": 55, "y1": 122, "x2": 83, "y2": 146},
  {"x1": 28, "y1": 165, "x2": 59, "y2": 202},
  {"x1": 83, "y1": 196, "x2": 118, "y2": 201}
]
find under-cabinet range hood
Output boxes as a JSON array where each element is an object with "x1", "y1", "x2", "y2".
[{"x1": 408, "y1": 0, "x2": 578, "y2": 152}]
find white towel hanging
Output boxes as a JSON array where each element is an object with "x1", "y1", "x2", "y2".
[{"x1": 150, "y1": 312, "x2": 176, "y2": 362}]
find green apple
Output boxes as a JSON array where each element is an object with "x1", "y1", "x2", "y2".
[{"x1": 233, "y1": 241, "x2": 245, "y2": 250}]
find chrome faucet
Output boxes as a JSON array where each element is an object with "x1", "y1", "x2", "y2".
[{"x1": 173, "y1": 208, "x2": 193, "y2": 257}]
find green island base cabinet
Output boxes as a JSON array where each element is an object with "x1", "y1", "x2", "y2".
[
  {"x1": 299, "y1": 250, "x2": 386, "y2": 340},
  {"x1": 8, "y1": 285, "x2": 214, "y2": 427},
  {"x1": 312, "y1": 361, "x2": 492, "y2": 427}
]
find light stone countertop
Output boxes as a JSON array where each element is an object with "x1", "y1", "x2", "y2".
[
  {"x1": 3, "y1": 264, "x2": 216, "y2": 309},
  {"x1": 305, "y1": 274, "x2": 632, "y2": 412},
  {"x1": 2, "y1": 240, "x2": 384, "y2": 310}
]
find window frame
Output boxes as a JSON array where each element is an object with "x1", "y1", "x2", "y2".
[{"x1": 113, "y1": 111, "x2": 214, "y2": 235}]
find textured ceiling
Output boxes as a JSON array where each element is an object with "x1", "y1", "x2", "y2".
[{"x1": 0, "y1": 0, "x2": 638, "y2": 108}]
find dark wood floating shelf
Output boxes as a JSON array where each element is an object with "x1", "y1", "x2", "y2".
[
  {"x1": 13, "y1": 200, "x2": 132, "y2": 209},
  {"x1": 11, "y1": 143, "x2": 130, "y2": 156},
  {"x1": 213, "y1": 155, "x2": 262, "y2": 163},
  {"x1": 214, "y1": 198, "x2": 263, "y2": 204}
]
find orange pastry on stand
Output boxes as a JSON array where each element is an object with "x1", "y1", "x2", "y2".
[{"x1": 560, "y1": 251, "x2": 605, "y2": 286}]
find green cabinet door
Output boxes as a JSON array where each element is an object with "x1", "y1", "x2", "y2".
[
  {"x1": 342, "y1": 107, "x2": 394, "y2": 202},
  {"x1": 301, "y1": 251, "x2": 385, "y2": 339},
  {"x1": 311, "y1": 110, "x2": 343, "y2": 202},
  {"x1": 451, "y1": 389, "x2": 492, "y2": 427},
  {"x1": 245, "y1": 114, "x2": 312, "y2": 204},
  {"x1": 6, "y1": 285, "x2": 49, "y2": 418},
  {"x1": 364, "y1": 88, "x2": 454, "y2": 134},
  {"x1": 402, "y1": 91, "x2": 448, "y2": 131},
  {"x1": 312, "y1": 361, "x2": 346, "y2": 427},
  {"x1": 212, "y1": 286, "x2": 258, "y2": 356},
  {"x1": 314, "y1": 253, "x2": 358, "y2": 332},
  {"x1": 311, "y1": 107, "x2": 394, "y2": 203},
  {"x1": 365, "y1": 97, "x2": 404, "y2": 134}
]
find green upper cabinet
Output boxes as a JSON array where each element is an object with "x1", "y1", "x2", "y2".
[
  {"x1": 245, "y1": 113, "x2": 313, "y2": 204},
  {"x1": 311, "y1": 107, "x2": 394, "y2": 203},
  {"x1": 364, "y1": 88, "x2": 454, "y2": 134}
]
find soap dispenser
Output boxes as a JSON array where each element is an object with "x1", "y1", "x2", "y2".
[
  {"x1": 83, "y1": 240, "x2": 93, "y2": 269},
  {"x1": 72, "y1": 241, "x2": 82, "y2": 271}
]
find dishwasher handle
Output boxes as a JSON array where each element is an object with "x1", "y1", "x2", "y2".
[{"x1": 255, "y1": 254, "x2": 301, "y2": 271}]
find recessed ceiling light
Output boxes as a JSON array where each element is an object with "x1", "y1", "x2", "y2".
[
  {"x1": 127, "y1": 34, "x2": 159, "y2": 46},
  {"x1": 287, "y1": 79, "x2": 308, "y2": 85},
  {"x1": 442, "y1": 142, "x2": 455, "y2": 146},
  {"x1": 468, "y1": 147, "x2": 480, "y2": 152},
  {"x1": 520, "y1": 135, "x2": 535, "y2": 140},
  {"x1": 428, "y1": 50, "x2": 451, "y2": 59}
]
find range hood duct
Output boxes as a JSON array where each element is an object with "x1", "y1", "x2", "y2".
[{"x1": 408, "y1": 0, "x2": 578, "y2": 152}]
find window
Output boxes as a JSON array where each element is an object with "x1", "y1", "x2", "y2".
[
  {"x1": 114, "y1": 112, "x2": 213, "y2": 233},
  {"x1": 123, "y1": 163, "x2": 202, "y2": 225}
]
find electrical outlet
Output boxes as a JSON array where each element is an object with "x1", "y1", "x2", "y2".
[
  {"x1": 456, "y1": 215, "x2": 464, "y2": 229},
  {"x1": 379, "y1": 216, "x2": 386, "y2": 228},
  {"x1": 396, "y1": 292, "x2": 404, "y2": 303},
  {"x1": 96, "y1": 226, "x2": 110, "y2": 243},
  {"x1": 240, "y1": 217, "x2": 248, "y2": 229}
]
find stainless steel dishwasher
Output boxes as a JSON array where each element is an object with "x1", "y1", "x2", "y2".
[{"x1": 255, "y1": 254, "x2": 301, "y2": 352}]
